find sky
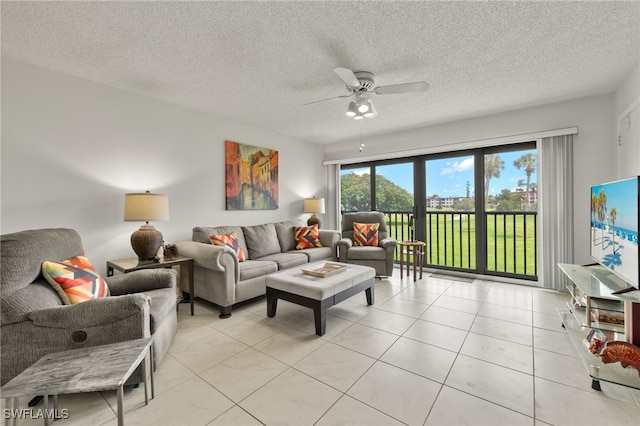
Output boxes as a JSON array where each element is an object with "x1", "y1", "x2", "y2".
[
  {"x1": 342, "y1": 149, "x2": 537, "y2": 198},
  {"x1": 591, "y1": 177, "x2": 638, "y2": 232}
]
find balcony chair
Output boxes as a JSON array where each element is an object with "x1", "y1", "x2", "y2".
[
  {"x1": 337, "y1": 211, "x2": 398, "y2": 277},
  {"x1": 1, "y1": 228, "x2": 178, "y2": 386}
]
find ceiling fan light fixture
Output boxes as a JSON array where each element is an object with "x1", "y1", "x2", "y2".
[
  {"x1": 346, "y1": 101, "x2": 358, "y2": 117},
  {"x1": 357, "y1": 100, "x2": 371, "y2": 113},
  {"x1": 354, "y1": 112, "x2": 364, "y2": 120}
]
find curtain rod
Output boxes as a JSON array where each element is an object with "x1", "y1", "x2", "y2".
[{"x1": 323, "y1": 126, "x2": 578, "y2": 166}]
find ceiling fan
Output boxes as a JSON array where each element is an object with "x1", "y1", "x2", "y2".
[{"x1": 304, "y1": 67, "x2": 429, "y2": 119}]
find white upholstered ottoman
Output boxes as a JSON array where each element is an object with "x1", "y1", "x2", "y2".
[{"x1": 265, "y1": 262, "x2": 375, "y2": 336}]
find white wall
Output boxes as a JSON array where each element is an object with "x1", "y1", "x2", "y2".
[
  {"x1": 1, "y1": 59, "x2": 326, "y2": 274},
  {"x1": 614, "y1": 62, "x2": 640, "y2": 178},
  {"x1": 324, "y1": 93, "x2": 619, "y2": 266}
]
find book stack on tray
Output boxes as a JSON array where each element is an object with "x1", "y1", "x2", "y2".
[
  {"x1": 302, "y1": 263, "x2": 347, "y2": 278},
  {"x1": 591, "y1": 309, "x2": 625, "y2": 326}
]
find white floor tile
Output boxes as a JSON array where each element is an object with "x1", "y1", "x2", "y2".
[
  {"x1": 11, "y1": 274, "x2": 639, "y2": 426},
  {"x1": 117, "y1": 376, "x2": 233, "y2": 426},
  {"x1": 431, "y1": 294, "x2": 483, "y2": 314},
  {"x1": 253, "y1": 327, "x2": 327, "y2": 365},
  {"x1": 218, "y1": 316, "x2": 282, "y2": 346},
  {"x1": 316, "y1": 395, "x2": 405, "y2": 426},
  {"x1": 533, "y1": 326, "x2": 575, "y2": 355},
  {"x1": 377, "y1": 297, "x2": 429, "y2": 318},
  {"x1": 403, "y1": 318, "x2": 468, "y2": 352},
  {"x1": 239, "y1": 368, "x2": 342, "y2": 425},
  {"x1": 533, "y1": 310, "x2": 564, "y2": 332},
  {"x1": 207, "y1": 405, "x2": 262, "y2": 425},
  {"x1": 420, "y1": 304, "x2": 477, "y2": 330},
  {"x1": 426, "y1": 385, "x2": 533, "y2": 425},
  {"x1": 535, "y1": 377, "x2": 640, "y2": 425},
  {"x1": 445, "y1": 354, "x2": 534, "y2": 417},
  {"x1": 347, "y1": 361, "x2": 441, "y2": 425},
  {"x1": 477, "y1": 302, "x2": 533, "y2": 326},
  {"x1": 443, "y1": 283, "x2": 489, "y2": 302},
  {"x1": 330, "y1": 323, "x2": 399, "y2": 358},
  {"x1": 294, "y1": 342, "x2": 375, "y2": 392},
  {"x1": 395, "y1": 285, "x2": 442, "y2": 304},
  {"x1": 168, "y1": 332, "x2": 249, "y2": 374},
  {"x1": 380, "y1": 336, "x2": 457, "y2": 383},
  {"x1": 199, "y1": 348, "x2": 287, "y2": 402},
  {"x1": 461, "y1": 331, "x2": 533, "y2": 374},
  {"x1": 470, "y1": 314, "x2": 533, "y2": 346},
  {"x1": 357, "y1": 308, "x2": 417, "y2": 335}
]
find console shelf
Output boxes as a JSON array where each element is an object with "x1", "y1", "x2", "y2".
[
  {"x1": 557, "y1": 306, "x2": 640, "y2": 390},
  {"x1": 557, "y1": 263, "x2": 640, "y2": 390}
]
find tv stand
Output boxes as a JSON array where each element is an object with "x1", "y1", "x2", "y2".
[{"x1": 557, "y1": 263, "x2": 640, "y2": 391}]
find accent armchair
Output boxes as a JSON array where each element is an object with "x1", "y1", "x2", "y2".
[
  {"x1": 337, "y1": 212, "x2": 398, "y2": 277},
  {"x1": 1, "y1": 228, "x2": 178, "y2": 386}
]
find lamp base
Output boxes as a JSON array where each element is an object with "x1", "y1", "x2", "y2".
[
  {"x1": 131, "y1": 224, "x2": 163, "y2": 261},
  {"x1": 307, "y1": 214, "x2": 321, "y2": 228}
]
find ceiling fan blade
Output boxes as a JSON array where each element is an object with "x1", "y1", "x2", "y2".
[
  {"x1": 374, "y1": 81, "x2": 430, "y2": 95},
  {"x1": 334, "y1": 67, "x2": 360, "y2": 88},
  {"x1": 302, "y1": 94, "x2": 351, "y2": 106}
]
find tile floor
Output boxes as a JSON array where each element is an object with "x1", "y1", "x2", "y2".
[{"x1": 3, "y1": 271, "x2": 640, "y2": 425}]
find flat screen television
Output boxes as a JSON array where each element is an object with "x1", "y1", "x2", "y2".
[{"x1": 590, "y1": 176, "x2": 639, "y2": 294}]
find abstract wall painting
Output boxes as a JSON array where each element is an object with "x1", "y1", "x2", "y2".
[{"x1": 225, "y1": 140, "x2": 279, "y2": 210}]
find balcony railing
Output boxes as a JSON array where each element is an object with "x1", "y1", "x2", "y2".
[
  {"x1": 345, "y1": 210, "x2": 538, "y2": 280},
  {"x1": 485, "y1": 211, "x2": 537, "y2": 278}
]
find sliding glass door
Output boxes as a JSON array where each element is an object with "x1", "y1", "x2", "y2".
[
  {"x1": 424, "y1": 154, "x2": 476, "y2": 271},
  {"x1": 340, "y1": 141, "x2": 538, "y2": 280}
]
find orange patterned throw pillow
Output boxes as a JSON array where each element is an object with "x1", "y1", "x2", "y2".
[
  {"x1": 41, "y1": 255, "x2": 110, "y2": 305},
  {"x1": 294, "y1": 225, "x2": 323, "y2": 250},
  {"x1": 353, "y1": 222, "x2": 380, "y2": 246},
  {"x1": 210, "y1": 232, "x2": 246, "y2": 262}
]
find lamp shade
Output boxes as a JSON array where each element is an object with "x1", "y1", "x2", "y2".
[
  {"x1": 303, "y1": 198, "x2": 325, "y2": 214},
  {"x1": 124, "y1": 192, "x2": 169, "y2": 222},
  {"x1": 124, "y1": 191, "x2": 169, "y2": 261}
]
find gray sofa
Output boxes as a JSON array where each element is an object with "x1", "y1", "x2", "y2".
[
  {"x1": 175, "y1": 219, "x2": 340, "y2": 318},
  {"x1": 1, "y1": 228, "x2": 178, "y2": 386}
]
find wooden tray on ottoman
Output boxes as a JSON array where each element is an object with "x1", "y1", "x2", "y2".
[{"x1": 302, "y1": 262, "x2": 347, "y2": 278}]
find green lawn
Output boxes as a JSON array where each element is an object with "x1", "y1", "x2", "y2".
[{"x1": 387, "y1": 212, "x2": 537, "y2": 277}]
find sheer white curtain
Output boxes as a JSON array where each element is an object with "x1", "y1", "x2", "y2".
[
  {"x1": 325, "y1": 163, "x2": 341, "y2": 230},
  {"x1": 538, "y1": 135, "x2": 574, "y2": 290}
]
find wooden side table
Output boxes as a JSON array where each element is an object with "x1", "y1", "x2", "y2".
[
  {"x1": 107, "y1": 255, "x2": 195, "y2": 316},
  {"x1": 399, "y1": 241, "x2": 425, "y2": 282}
]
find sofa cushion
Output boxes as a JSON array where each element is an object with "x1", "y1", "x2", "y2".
[
  {"x1": 242, "y1": 223, "x2": 281, "y2": 259},
  {"x1": 239, "y1": 260, "x2": 278, "y2": 281},
  {"x1": 210, "y1": 232, "x2": 246, "y2": 262},
  {"x1": 353, "y1": 222, "x2": 380, "y2": 246},
  {"x1": 41, "y1": 256, "x2": 110, "y2": 305},
  {"x1": 1, "y1": 279, "x2": 63, "y2": 324},
  {"x1": 257, "y1": 252, "x2": 308, "y2": 270},
  {"x1": 286, "y1": 247, "x2": 333, "y2": 262},
  {"x1": 1, "y1": 228, "x2": 85, "y2": 296},
  {"x1": 294, "y1": 225, "x2": 323, "y2": 250},
  {"x1": 193, "y1": 226, "x2": 249, "y2": 257},
  {"x1": 346, "y1": 246, "x2": 388, "y2": 260},
  {"x1": 274, "y1": 220, "x2": 305, "y2": 252},
  {"x1": 142, "y1": 288, "x2": 177, "y2": 333}
]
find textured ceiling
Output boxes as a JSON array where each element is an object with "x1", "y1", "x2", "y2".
[{"x1": 2, "y1": 1, "x2": 639, "y2": 144}]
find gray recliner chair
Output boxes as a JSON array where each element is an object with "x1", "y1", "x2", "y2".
[
  {"x1": 337, "y1": 212, "x2": 397, "y2": 277},
  {"x1": 1, "y1": 228, "x2": 178, "y2": 386}
]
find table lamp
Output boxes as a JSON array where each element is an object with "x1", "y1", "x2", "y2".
[
  {"x1": 124, "y1": 191, "x2": 169, "y2": 261},
  {"x1": 303, "y1": 197, "x2": 325, "y2": 228}
]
